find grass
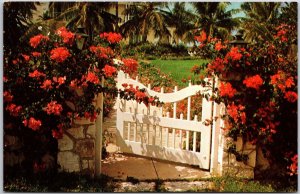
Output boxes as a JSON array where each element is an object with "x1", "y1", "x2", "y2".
[{"x1": 149, "y1": 59, "x2": 209, "y2": 87}]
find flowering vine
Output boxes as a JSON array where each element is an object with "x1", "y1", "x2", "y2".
[{"x1": 192, "y1": 24, "x2": 297, "y2": 176}]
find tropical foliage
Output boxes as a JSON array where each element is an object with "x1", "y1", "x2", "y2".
[
  {"x1": 192, "y1": 22, "x2": 297, "y2": 177},
  {"x1": 120, "y1": 2, "x2": 170, "y2": 43},
  {"x1": 192, "y1": 2, "x2": 240, "y2": 39},
  {"x1": 3, "y1": 28, "x2": 160, "y2": 174}
]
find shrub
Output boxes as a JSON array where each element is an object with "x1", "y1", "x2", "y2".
[
  {"x1": 192, "y1": 24, "x2": 297, "y2": 177},
  {"x1": 3, "y1": 27, "x2": 157, "y2": 174}
]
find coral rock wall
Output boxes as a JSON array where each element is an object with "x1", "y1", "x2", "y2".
[{"x1": 57, "y1": 118, "x2": 96, "y2": 174}]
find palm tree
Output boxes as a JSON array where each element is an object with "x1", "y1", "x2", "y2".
[
  {"x1": 240, "y1": 2, "x2": 281, "y2": 42},
  {"x1": 120, "y1": 2, "x2": 170, "y2": 44},
  {"x1": 52, "y1": 2, "x2": 119, "y2": 41},
  {"x1": 192, "y1": 2, "x2": 239, "y2": 39},
  {"x1": 161, "y1": 2, "x2": 196, "y2": 44}
]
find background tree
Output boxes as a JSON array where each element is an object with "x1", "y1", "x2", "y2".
[
  {"x1": 52, "y1": 2, "x2": 119, "y2": 41},
  {"x1": 120, "y1": 2, "x2": 170, "y2": 44},
  {"x1": 192, "y1": 2, "x2": 239, "y2": 39},
  {"x1": 240, "y1": 2, "x2": 281, "y2": 42},
  {"x1": 161, "y1": 2, "x2": 196, "y2": 44}
]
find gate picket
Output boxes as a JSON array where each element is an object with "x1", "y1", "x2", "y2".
[{"x1": 116, "y1": 71, "x2": 215, "y2": 170}]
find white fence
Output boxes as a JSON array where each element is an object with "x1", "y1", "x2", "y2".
[{"x1": 116, "y1": 71, "x2": 220, "y2": 170}]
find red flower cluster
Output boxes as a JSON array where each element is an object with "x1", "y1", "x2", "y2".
[
  {"x1": 23, "y1": 117, "x2": 42, "y2": 131},
  {"x1": 194, "y1": 30, "x2": 207, "y2": 43},
  {"x1": 219, "y1": 82, "x2": 236, "y2": 98},
  {"x1": 29, "y1": 34, "x2": 49, "y2": 48},
  {"x1": 284, "y1": 91, "x2": 298, "y2": 103},
  {"x1": 45, "y1": 101, "x2": 63, "y2": 115},
  {"x1": 40, "y1": 79, "x2": 53, "y2": 90},
  {"x1": 52, "y1": 124, "x2": 64, "y2": 139},
  {"x1": 56, "y1": 27, "x2": 75, "y2": 44},
  {"x1": 227, "y1": 103, "x2": 246, "y2": 124},
  {"x1": 53, "y1": 76, "x2": 66, "y2": 87},
  {"x1": 226, "y1": 47, "x2": 242, "y2": 61},
  {"x1": 29, "y1": 70, "x2": 46, "y2": 79},
  {"x1": 4, "y1": 91, "x2": 13, "y2": 102},
  {"x1": 6, "y1": 103, "x2": 22, "y2": 117},
  {"x1": 32, "y1": 52, "x2": 41, "y2": 57},
  {"x1": 121, "y1": 58, "x2": 138, "y2": 75},
  {"x1": 243, "y1": 75, "x2": 263, "y2": 90},
  {"x1": 86, "y1": 72, "x2": 100, "y2": 84},
  {"x1": 102, "y1": 65, "x2": 117, "y2": 77},
  {"x1": 22, "y1": 54, "x2": 30, "y2": 62},
  {"x1": 226, "y1": 47, "x2": 243, "y2": 61},
  {"x1": 215, "y1": 41, "x2": 226, "y2": 51},
  {"x1": 100, "y1": 32, "x2": 122, "y2": 44},
  {"x1": 50, "y1": 47, "x2": 71, "y2": 63},
  {"x1": 207, "y1": 57, "x2": 225, "y2": 73},
  {"x1": 90, "y1": 46, "x2": 114, "y2": 59},
  {"x1": 270, "y1": 71, "x2": 295, "y2": 92},
  {"x1": 289, "y1": 154, "x2": 298, "y2": 176}
]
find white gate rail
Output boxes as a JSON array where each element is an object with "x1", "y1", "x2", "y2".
[{"x1": 116, "y1": 71, "x2": 215, "y2": 170}]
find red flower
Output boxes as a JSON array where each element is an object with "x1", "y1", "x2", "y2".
[
  {"x1": 135, "y1": 91, "x2": 147, "y2": 100},
  {"x1": 29, "y1": 70, "x2": 46, "y2": 78},
  {"x1": 86, "y1": 72, "x2": 100, "y2": 84},
  {"x1": 89, "y1": 46, "x2": 114, "y2": 59},
  {"x1": 270, "y1": 71, "x2": 294, "y2": 92},
  {"x1": 243, "y1": 75, "x2": 263, "y2": 90},
  {"x1": 226, "y1": 47, "x2": 243, "y2": 61},
  {"x1": 219, "y1": 82, "x2": 236, "y2": 98},
  {"x1": 45, "y1": 101, "x2": 63, "y2": 115},
  {"x1": 227, "y1": 103, "x2": 245, "y2": 123},
  {"x1": 4, "y1": 91, "x2": 13, "y2": 102},
  {"x1": 22, "y1": 54, "x2": 30, "y2": 62},
  {"x1": 41, "y1": 79, "x2": 53, "y2": 90},
  {"x1": 50, "y1": 47, "x2": 71, "y2": 63},
  {"x1": 56, "y1": 27, "x2": 75, "y2": 44},
  {"x1": 208, "y1": 57, "x2": 225, "y2": 73},
  {"x1": 53, "y1": 76, "x2": 66, "y2": 86},
  {"x1": 23, "y1": 117, "x2": 42, "y2": 131},
  {"x1": 121, "y1": 58, "x2": 138, "y2": 74},
  {"x1": 100, "y1": 32, "x2": 122, "y2": 44},
  {"x1": 284, "y1": 91, "x2": 298, "y2": 103},
  {"x1": 6, "y1": 103, "x2": 22, "y2": 117},
  {"x1": 215, "y1": 41, "x2": 225, "y2": 51},
  {"x1": 102, "y1": 65, "x2": 117, "y2": 77},
  {"x1": 29, "y1": 34, "x2": 49, "y2": 48},
  {"x1": 122, "y1": 83, "x2": 128, "y2": 88},
  {"x1": 32, "y1": 52, "x2": 41, "y2": 57},
  {"x1": 195, "y1": 30, "x2": 207, "y2": 43},
  {"x1": 289, "y1": 154, "x2": 298, "y2": 176}
]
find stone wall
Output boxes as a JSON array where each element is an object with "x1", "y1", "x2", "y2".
[{"x1": 57, "y1": 118, "x2": 96, "y2": 174}]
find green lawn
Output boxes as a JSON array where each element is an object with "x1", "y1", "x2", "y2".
[{"x1": 149, "y1": 59, "x2": 209, "y2": 87}]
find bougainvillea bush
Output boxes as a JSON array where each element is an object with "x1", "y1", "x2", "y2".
[
  {"x1": 4, "y1": 27, "x2": 160, "y2": 174},
  {"x1": 192, "y1": 25, "x2": 297, "y2": 177}
]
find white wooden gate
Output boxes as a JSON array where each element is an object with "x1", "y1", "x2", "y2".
[{"x1": 116, "y1": 71, "x2": 215, "y2": 170}]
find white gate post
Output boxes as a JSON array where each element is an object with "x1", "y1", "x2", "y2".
[{"x1": 95, "y1": 76, "x2": 104, "y2": 177}]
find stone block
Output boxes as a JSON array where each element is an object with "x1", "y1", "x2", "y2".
[
  {"x1": 87, "y1": 125, "x2": 96, "y2": 138},
  {"x1": 68, "y1": 127, "x2": 85, "y2": 139},
  {"x1": 82, "y1": 159, "x2": 95, "y2": 171},
  {"x1": 57, "y1": 151, "x2": 80, "y2": 172},
  {"x1": 58, "y1": 134, "x2": 74, "y2": 151},
  {"x1": 75, "y1": 139, "x2": 95, "y2": 158}
]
